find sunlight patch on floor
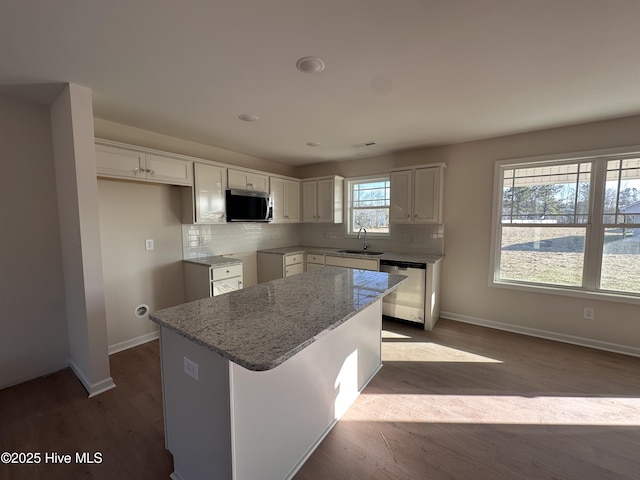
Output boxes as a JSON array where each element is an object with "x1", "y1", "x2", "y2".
[
  {"x1": 381, "y1": 330, "x2": 412, "y2": 339},
  {"x1": 382, "y1": 341, "x2": 503, "y2": 363},
  {"x1": 345, "y1": 393, "x2": 640, "y2": 425}
]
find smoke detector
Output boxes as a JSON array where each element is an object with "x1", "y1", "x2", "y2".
[{"x1": 296, "y1": 56, "x2": 325, "y2": 74}]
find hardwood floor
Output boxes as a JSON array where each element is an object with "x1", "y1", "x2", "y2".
[
  {"x1": 1, "y1": 319, "x2": 639, "y2": 480},
  {"x1": 295, "y1": 319, "x2": 640, "y2": 480},
  {"x1": 0, "y1": 341, "x2": 173, "y2": 480}
]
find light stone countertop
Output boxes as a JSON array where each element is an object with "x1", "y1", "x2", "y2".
[
  {"x1": 183, "y1": 255, "x2": 243, "y2": 268},
  {"x1": 258, "y1": 245, "x2": 443, "y2": 265},
  {"x1": 149, "y1": 266, "x2": 407, "y2": 371}
]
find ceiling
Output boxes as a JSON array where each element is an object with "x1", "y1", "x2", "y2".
[{"x1": 2, "y1": 0, "x2": 640, "y2": 166}]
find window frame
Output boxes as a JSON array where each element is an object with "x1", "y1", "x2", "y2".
[
  {"x1": 344, "y1": 175, "x2": 391, "y2": 238},
  {"x1": 489, "y1": 145, "x2": 640, "y2": 305}
]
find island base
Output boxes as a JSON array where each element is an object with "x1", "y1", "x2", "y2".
[{"x1": 160, "y1": 299, "x2": 383, "y2": 480}]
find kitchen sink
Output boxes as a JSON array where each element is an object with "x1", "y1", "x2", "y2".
[{"x1": 338, "y1": 250, "x2": 384, "y2": 256}]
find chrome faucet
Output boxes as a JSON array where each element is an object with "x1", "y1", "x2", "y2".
[{"x1": 357, "y1": 227, "x2": 371, "y2": 250}]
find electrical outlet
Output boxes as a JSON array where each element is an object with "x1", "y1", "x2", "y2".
[
  {"x1": 183, "y1": 356, "x2": 199, "y2": 381},
  {"x1": 583, "y1": 307, "x2": 595, "y2": 320},
  {"x1": 145, "y1": 239, "x2": 154, "y2": 251}
]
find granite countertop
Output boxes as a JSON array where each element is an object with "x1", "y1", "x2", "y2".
[
  {"x1": 258, "y1": 245, "x2": 443, "y2": 264},
  {"x1": 150, "y1": 267, "x2": 407, "y2": 371},
  {"x1": 183, "y1": 255, "x2": 243, "y2": 268}
]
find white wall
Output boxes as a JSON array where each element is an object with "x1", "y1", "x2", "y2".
[
  {"x1": 0, "y1": 95, "x2": 69, "y2": 389},
  {"x1": 433, "y1": 115, "x2": 640, "y2": 354},
  {"x1": 98, "y1": 179, "x2": 185, "y2": 353},
  {"x1": 301, "y1": 115, "x2": 640, "y2": 355},
  {"x1": 51, "y1": 84, "x2": 114, "y2": 396}
]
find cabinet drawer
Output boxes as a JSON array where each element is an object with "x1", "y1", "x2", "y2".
[
  {"x1": 285, "y1": 262, "x2": 304, "y2": 277},
  {"x1": 284, "y1": 253, "x2": 304, "y2": 266},
  {"x1": 307, "y1": 253, "x2": 325, "y2": 264},
  {"x1": 211, "y1": 264, "x2": 243, "y2": 281}
]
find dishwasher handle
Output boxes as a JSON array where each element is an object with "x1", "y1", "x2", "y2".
[{"x1": 380, "y1": 260, "x2": 427, "y2": 270}]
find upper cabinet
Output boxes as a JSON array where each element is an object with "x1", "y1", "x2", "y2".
[
  {"x1": 228, "y1": 168, "x2": 269, "y2": 192},
  {"x1": 95, "y1": 141, "x2": 193, "y2": 186},
  {"x1": 182, "y1": 163, "x2": 227, "y2": 224},
  {"x1": 302, "y1": 176, "x2": 344, "y2": 223},
  {"x1": 390, "y1": 164, "x2": 445, "y2": 224},
  {"x1": 270, "y1": 176, "x2": 300, "y2": 223}
]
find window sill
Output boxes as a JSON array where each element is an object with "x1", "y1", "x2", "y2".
[{"x1": 489, "y1": 279, "x2": 640, "y2": 306}]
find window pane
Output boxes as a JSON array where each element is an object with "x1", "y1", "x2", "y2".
[
  {"x1": 604, "y1": 158, "x2": 640, "y2": 224},
  {"x1": 502, "y1": 163, "x2": 590, "y2": 224},
  {"x1": 600, "y1": 228, "x2": 640, "y2": 294},
  {"x1": 499, "y1": 226, "x2": 585, "y2": 286},
  {"x1": 352, "y1": 208, "x2": 389, "y2": 233},
  {"x1": 349, "y1": 178, "x2": 390, "y2": 235}
]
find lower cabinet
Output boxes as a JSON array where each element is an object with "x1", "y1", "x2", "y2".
[
  {"x1": 324, "y1": 255, "x2": 379, "y2": 271},
  {"x1": 183, "y1": 262, "x2": 243, "y2": 302},
  {"x1": 306, "y1": 253, "x2": 325, "y2": 272},
  {"x1": 257, "y1": 252, "x2": 305, "y2": 283}
]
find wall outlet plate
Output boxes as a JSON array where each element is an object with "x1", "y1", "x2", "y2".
[
  {"x1": 183, "y1": 356, "x2": 199, "y2": 381},
  {"x1": 583, "y1": 307, "x2": 595, "y2": 320},
  {"x1": 145, "y1": 239, "x2": 154, "y2": 251}
]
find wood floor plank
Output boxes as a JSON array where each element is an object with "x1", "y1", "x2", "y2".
[{"x1": 1, "y1": 319, "x2": 640, "y2": 479}]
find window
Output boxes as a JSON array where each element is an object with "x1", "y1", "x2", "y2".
[
  {"x1": 346, "y1": 176, "x2": 390, "y2": 236},
  {"x1": 492, "y1": 151, "x2": 640, "y2": 299}
]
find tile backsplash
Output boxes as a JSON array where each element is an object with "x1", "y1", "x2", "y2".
[
  {"x1": 183, "y1": 222, "x2": 443, "y2": 258},
  {"x1": 298, "y1": 222, "x2": 444, "y2": 255},
  {"x1": 182, "y1": 223, "x2": 300, "y2": 258}
]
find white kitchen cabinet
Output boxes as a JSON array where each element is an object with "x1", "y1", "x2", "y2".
[
  {"x1": 390, "y1": 164, "x2": 444, "y2": 224},
  {"x1": 182, "y1": 163, "x2": 227, "y2": 224},
  {"x1": 306, "y1": 253, "x2": 325, "y2": 272},
  {"x1": 325, "y1": 255, "x2": 379, "y2": 271},
  {"x1": 183, "y1": 261, "x2": 243, "y2": 302},
  {"x1": 228, "y1": 168, "x2": 269, "y2": 192},
  {"x1": 257, "y1": 251, "x2": 305, "y2": 283},
  {"x1": 95, "y1": 141, "x2": 192, "y2": 186},
  {"x1": 270, "y1": 176, "x2": 300, "y2": 223},
  {"x1": 302, "y1": 176, "x2": 344, "y2": 223}
]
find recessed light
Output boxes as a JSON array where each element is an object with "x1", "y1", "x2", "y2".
[
  {"x1": 296, "y1": 56, "x2": 325, "y2": 74},
  {"x1": 238, "y1": 114, "x2": 259, "y2": 122},
  {"x1": 306, "y1": 141, "x2": 320, "y2": 147}
]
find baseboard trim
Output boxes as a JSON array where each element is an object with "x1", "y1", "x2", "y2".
[
  {"x1": 69, "y1": 359, "x2": 116, "y2": 397},
  {"x1": 108, "y1": 331, "x2": 160, "y2": 356},
  {"x1": 440, "y1": 311, "x2": 640, "y2": 358}
]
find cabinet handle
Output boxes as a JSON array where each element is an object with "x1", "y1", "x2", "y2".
[{"x1": 146, "y1": 169, "x2": 154, "y2": 176}]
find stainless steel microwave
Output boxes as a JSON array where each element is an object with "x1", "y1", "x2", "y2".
[{"x1": 225, "y1": 189, "x2": 273, "y2": 222}]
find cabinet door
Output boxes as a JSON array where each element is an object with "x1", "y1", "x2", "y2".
[
  {"x1": 96, "y1": 144, "x2": 144, "y2": 179},
  {"x1": 194, "y1": 163, "x2": 227, "y2": 223},
  {"x1": 306, "y1": 262, "x2": 324, "y2": 272},
  {"x1": 302, "y1": 181, "x2": 317, "y2": 222},
  {"x1": 284, "y1": 262, "x2": 304, "y2": 277},
  {"x1": 316, "y1": 178, "x2": 334, "y2": 222},
  {"x1": 145, "y1": 153, "x2": 193, "y2": 186},
  {"x1": 248, "y1": 173, "x2": 268, "y2": 192},
  {"x1": 212, "y1": 277, "x2": 242, "y2": 296},
  {"x1": 227, "y1": 169, "x2": 248, "y2": 189},
  {"x1": 325, "y1": 255, "x2": 378, "y2": 271},
  {"x1": 270, "y1": 177, "x2": 286, "y2": 222},
  {"x1": 414, "y1": 167, "x2": 442, "y2": 223},
  {"x1": 284, "y1": 179, "x2": 301, "y2": 222},
  {"x1": 228, "y1": 169, "x2": 268, "y2": 191},
  {"x1": 390, "y1": 170, "x2": 412, "y2": 223}
]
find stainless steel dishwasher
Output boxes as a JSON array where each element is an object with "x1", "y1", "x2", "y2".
[{"x1": 380, "y1": 259, "x2": 426, "y2": 325}]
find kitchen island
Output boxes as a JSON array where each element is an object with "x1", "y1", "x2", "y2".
[{"x1": 150, "y1": 266, "x2": 407, "y2": 480}]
